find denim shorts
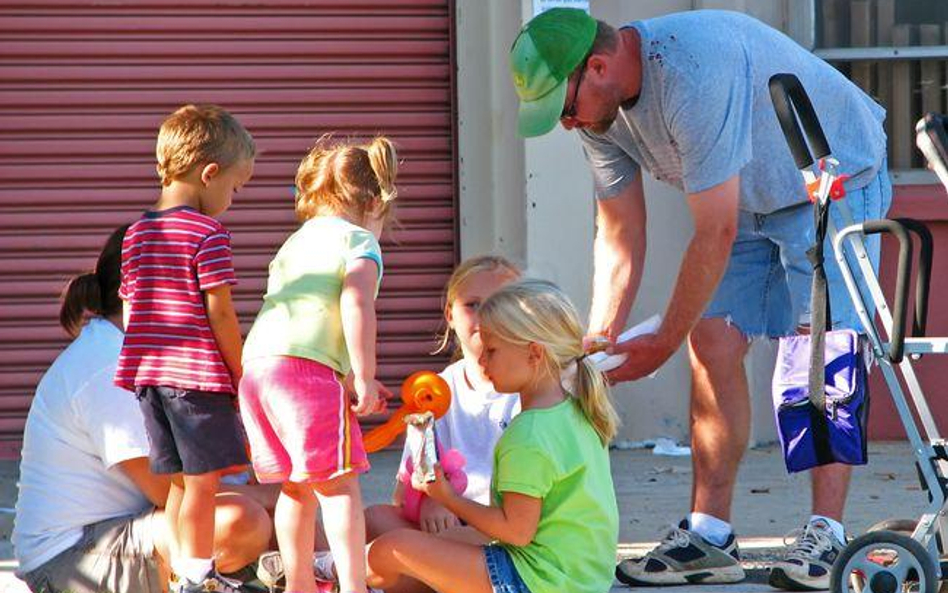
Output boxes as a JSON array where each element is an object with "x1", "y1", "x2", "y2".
[
  {"x1": 704, "y1": 163, "x2": 892, "y2": 337},
  {"x1": 137, "y1": 385, "x2": 249, "y2": 475},
  {"x1": 483, "y1": 544, "x2": 531, "y2": 593}
]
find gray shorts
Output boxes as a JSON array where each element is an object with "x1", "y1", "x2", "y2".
[{"x1": 19, "y1": 509, "x2": 163, "y2": 593}]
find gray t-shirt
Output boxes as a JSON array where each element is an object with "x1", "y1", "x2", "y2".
[{"x1": 580, "y1": 10, "x2": 887, "y2": 214}]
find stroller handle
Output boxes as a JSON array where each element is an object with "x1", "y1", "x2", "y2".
[
  {"x1": 768, "y1": 73, "x2": 832, "y2": 170},
  {"x1": 895, "y1": 218, "x2": 933, "y2": 341},
  {"x1": 860, "y1": 219, "x2": 936, "y2": 364}
]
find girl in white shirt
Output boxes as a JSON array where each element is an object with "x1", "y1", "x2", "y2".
[{"x1": 365, "y1": 256, "x2": 521, "y2": 537}]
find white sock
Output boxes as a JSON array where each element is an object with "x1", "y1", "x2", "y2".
[
  {"x1": 173, "y1": 557, "x2": 214, "y2": 583},
  {"x1": 810, "y1": 514, "x2": 845, "y2": 543},
  {"x1": 688, "y1": 512, "x2": 732, "y2": 547}
]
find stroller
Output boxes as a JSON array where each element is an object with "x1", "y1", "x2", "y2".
[{"x1": 770, "y1": 74, "x2": 948, "y2": 593}]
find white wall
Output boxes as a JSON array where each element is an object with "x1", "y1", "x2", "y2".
[{"x1": 456, "y1": 0, "x2": 798, "y2": 446}]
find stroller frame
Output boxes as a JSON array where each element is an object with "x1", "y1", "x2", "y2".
[{"x1": 771, "y1": 74, "x2": 948, "y2": 593}]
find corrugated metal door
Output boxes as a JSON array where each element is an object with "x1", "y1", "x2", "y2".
[{"x1": 0, "y1": 0, "x2": 457, "y2": 456}]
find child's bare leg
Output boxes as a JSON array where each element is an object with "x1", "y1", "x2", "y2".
[
  {"x1": 178, "y1": 472, "x2": 221, "y2": 560},
  {"x1": 166, "y1": 475, "x2": 185, "y2": 565},
  {"x1": 314, "y1": 474, "x2": 366, "y2": 593},
  {"x1": 277, "y1": 481, "x2": 318, "y2": 592},
  {"x1": 369, "y1": 523, "x2": 491, "y2": 593},
  {"x1": 153, "y1": 492, "x2": 272, "y2": 575},
  {"x1": 365, "y1": 503, "x2": 414, "y2": 541},
  {"x1": 367, "y1": 529, "x2": 492, "y2": 593}
]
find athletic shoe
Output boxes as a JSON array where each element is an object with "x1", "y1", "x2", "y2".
[
  {"x1": 615, "y1": 520, "x2": 745, "y2": 586},
  {"x1": 170, "y1": 569, "x2": 245, "y2": 593},
  {"x1": 256, "y1": 551, "x2": 337, "y2": 593},
  {"x1": 769, "y1": 519, "x2": 845, "y2": 590}
]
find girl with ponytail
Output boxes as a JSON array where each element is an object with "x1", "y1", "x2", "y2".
[
  {"x1": 366, "y1": 279, "x2": 620, "y2": 593},
  {"x1": 241, "y1": 136, "x2": 398, "y2": 593}
]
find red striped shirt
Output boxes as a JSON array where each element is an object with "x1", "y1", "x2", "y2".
[{"x1": 114, "y1": 206, "x2": 237, "y2": 394}]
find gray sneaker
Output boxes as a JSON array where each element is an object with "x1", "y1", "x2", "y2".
[
  {"x1": 615, "y1": 520, "x2": 745, "y2": 586},
  {"x1": 769, "y1": 519, "x2": 845, "y2": 590},
  {"x1": 256, "y1": 551, "x2": 337, "y2": 593},
  {"x1": 170, "y1": 569, "x2": 245, "y2": 593}
]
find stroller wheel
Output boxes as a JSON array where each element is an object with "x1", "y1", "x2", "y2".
[
  {"x1": 868, "y1": 519, "x2": 919, "y2": 535},
  {"x1": 830, "y1": 530, "x2": 937, "y2": 593}
]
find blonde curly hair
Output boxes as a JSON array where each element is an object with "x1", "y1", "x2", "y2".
[{"x1": 294, "y1": 135, "x2": 398, "y2": 224}]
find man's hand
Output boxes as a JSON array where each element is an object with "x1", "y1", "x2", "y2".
[
  {"x1": 418, "y1": 495, "x2": 461, "y2": 534},
  {"x1": 604, "y1": 332, "x2": 675, "y2": 383}
]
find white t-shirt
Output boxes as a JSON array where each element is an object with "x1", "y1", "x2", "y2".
[
  {"x1": 401, "y1": 360, "x2": 520, "y2": 505},
  {"x1": 13, "y1": 318, "x2": 152, "y2": 573}
]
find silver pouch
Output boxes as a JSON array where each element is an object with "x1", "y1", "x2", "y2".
[{"x1": 405, "y1": 411, "x2": 439, "y2": 483}]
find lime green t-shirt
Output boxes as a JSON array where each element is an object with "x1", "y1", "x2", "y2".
[
  {"x1": 492, "y1": 398, "x2": 619, "y2": 593},
  {"x1": 243, "y1": 216, "x2": 382, "y2": 375}
]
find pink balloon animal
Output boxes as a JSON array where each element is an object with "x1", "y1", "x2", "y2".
[{"x1": 397, "y1": 442, "x2": 468, "y2": 524}]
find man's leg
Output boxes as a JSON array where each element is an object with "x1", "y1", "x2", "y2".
[
  {"x1": 689, "y1": 317, "x2": 752, "y2": 522},
  {"x1": 812, "y1": 461, "x2": 852, "y2": 522},
  {"x1": 616, "y1": 317, "x2": 750, "y2": 587}
]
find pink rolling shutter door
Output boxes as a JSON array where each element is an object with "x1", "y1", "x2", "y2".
[{"x1": 0, "y1": 0, "x2": 457, "y2": 456}]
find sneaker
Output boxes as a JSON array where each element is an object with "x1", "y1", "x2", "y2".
[
  {"x1": 615, "y1": 520, "x2": 746, "y2": 586},
  {"x1": 170, "y1": 569, "x2": 245, "y2": 593},
  {"x1": 256, "y1": 551, "x2": 337, "y2": 593},
  {"x1": 769, "y1": 519, "x2": 845, "y2": 590}
]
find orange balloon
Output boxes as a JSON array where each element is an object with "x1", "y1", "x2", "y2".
[{"x1": 363, "y1": 371, "x2": 451, "y2": 453}]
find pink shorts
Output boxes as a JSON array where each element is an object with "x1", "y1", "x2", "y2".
[{"x1": 239, "y1": 356, "x2": 369, "y2": 483}]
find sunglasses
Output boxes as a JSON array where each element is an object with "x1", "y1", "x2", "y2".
[{"x1": 561, "y1": 57, "x2": 590, "y2": 120}]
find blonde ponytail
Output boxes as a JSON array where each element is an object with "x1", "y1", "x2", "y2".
[
  {"x1": 478, "y1": 279, "x2": 619, "y2": 446},
  {"x1": 573, "y1": 355, "x2": 618, "y2": 445}
]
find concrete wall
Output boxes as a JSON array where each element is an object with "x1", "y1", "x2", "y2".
[{"x1": 455, "y1": 0, "x2": 805, "y2": 446}]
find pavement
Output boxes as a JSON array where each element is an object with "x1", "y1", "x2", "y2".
[{"x1": 0, "y1": 441, "x2": 933, "y2": 592}]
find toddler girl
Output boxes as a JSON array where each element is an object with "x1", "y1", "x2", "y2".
[{"x1": 240, "y1": 136, "x2": 397, "y2": 593}]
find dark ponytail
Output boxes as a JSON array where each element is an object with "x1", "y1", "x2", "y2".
[{"x1": 59, "y1": 225, "x2": 129, "y2": 337}]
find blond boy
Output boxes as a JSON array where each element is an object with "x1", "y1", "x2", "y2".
[{"x1": 114, "y1": 104, "x2": 255, "y2": 593}]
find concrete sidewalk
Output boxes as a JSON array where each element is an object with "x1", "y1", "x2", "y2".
[{"x1": 0, "y1": 442, "x2": 930, "y2": 592}]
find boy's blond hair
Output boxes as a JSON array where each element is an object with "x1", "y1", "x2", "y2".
[
  {"x1": 295, "y1": 135, "x2": 398, "y2": 224},
  {"x1": 156, "y1": 104, "x2": 256, "y2": 186},
  {"x1": 478, "y1": 279, "x2": 619, "y2": 446},
  {"x1": 434, "y1": 255, "x2": 522, "y2": 358}
]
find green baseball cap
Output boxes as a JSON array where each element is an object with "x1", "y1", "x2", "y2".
[{"x1": 509, "y1": 8, "x2": 597, "y2": 137}]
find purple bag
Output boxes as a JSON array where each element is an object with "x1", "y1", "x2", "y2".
[{"x1": 772, "y1": 329, "x2": 869, "y2": 473}]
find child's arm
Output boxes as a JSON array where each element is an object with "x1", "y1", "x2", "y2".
[
  {"x1": 341, "y1": 258, "x2": 381, "y2": 415},
  {"x1": 420, "y1": 468, "x2": 541, "y2": 546},
  {"x1": 205, "y1": 284, "x2": 243, "y2": 385},
  {"x1": 117, "y1": 457, "x2": 172, "y2": 507}
]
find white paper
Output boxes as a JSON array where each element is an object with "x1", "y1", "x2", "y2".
[
  {"x1": 651, "y1": 437, "x2": 691, "y2": 457},
  {"x1": 561, "y1": 314, "x2": 663, "y2": 387},
  {"x1": 588, "y1": 314, "x2": 662, "y2": 373}
]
